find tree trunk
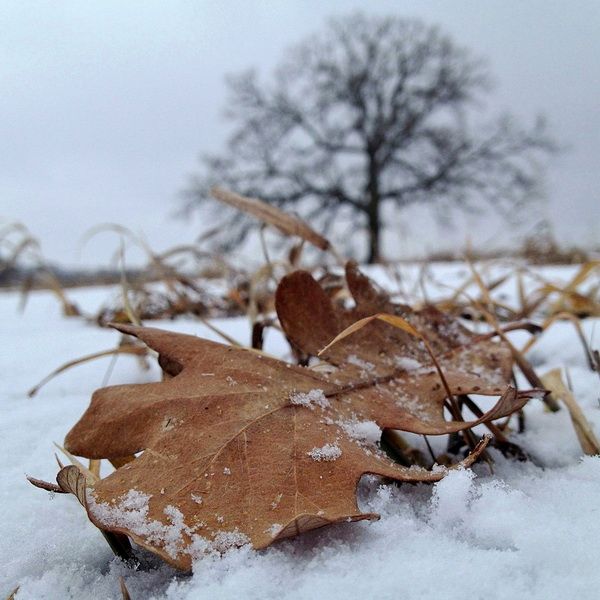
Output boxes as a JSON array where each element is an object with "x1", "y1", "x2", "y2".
[
  {"x1": 367, "y1": 203, "x2": 381, "y2": 263},
  {"x1": 366, "y1": 155, "x2": 381, "y2": 263}
]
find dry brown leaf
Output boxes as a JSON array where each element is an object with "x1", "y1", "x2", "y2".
[
  {"x1": 26, "y1": 476, "x2": 65, "y2": 494},
  {"x1": 56, "y1": 463, "x2": 89, "y2": 507},
  {"x1": 60, "y1": 322, "x2": 492, "y2": 571},
  {"x1": 275, "y1": 262, "x2": 542, "y2": 433}
]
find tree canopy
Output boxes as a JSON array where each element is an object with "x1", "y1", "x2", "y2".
[{"x1": 185, "y1": 13, "x2": 554, "y2": 262}]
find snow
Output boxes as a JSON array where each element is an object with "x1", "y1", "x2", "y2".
[
  {"x1": 88, "y1": 490, "x2": 193, "y2": 560},
  {"x1": 1, "y1": 265, "x2": 600, "y2": 599},
  {"x1": 308, "y1": 443, "x2": 342, "y2": 462},
  {"x1": 346, "y1": 354, "x2": 375, "y2": 373},
  {"x1": 289, "y1": 389, "x2": 330, "y2": 410},
  {"x1": 338, "y1": 419, "x2": 382, "y2": 448},
  {"x1": 394, "y1": 356, "x2": 422, "y2": 371}
]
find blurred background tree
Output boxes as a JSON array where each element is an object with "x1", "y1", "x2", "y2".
[{"x1": 184, "y1": 13, "x2": 555, "y2": 263}]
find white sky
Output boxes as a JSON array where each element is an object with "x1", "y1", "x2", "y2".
[{"x1": 1, "y1": 0, "x2": 599, "y2": 266}]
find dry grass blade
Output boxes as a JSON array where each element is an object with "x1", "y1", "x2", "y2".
[
  {"x1": 553, "y1": 260, "x2": 600, "y2": 296},
  {"x1": 5, "y1": 586, "x2": 19, "y2": 600},
  {"x1": 318, "y1": 312, "x2": 456, "y2": 406},
  {"x1": 55, "y1": 453, "x2": 65, "y2": 469},
  {"x1": 380, "y1": 430, "x2": 430, "y2": 468},
  {"x1": 540, "y1": 368, "x2": 600, "y2": 455},
  {"x1": 118, "y1": 241, "x2": 141, "y2": 326},
  {"x1": 54, "y1": 443, "x2": 100, "y2": 484},
  {"x1": 473, "y1": 321, "x2": 543, "y2": 342},
  {"x1": 466, "y1": 261, "x2": 559, "y2": 412},
  {"x1": 81, "y1": 223, "x2": 182, "y2": 298},
  {"x1": 89, "y1": 459, "x2": 101, "y2": 478},
  {"x1": 518, "y1": 260, "x2": 600, "y2": 318},
  {"x1": 27, "y1": 344, "x2": 148, "y2": 397},
  {"x1": 542, "y1": 284, "x2": 600, "y2": 318},
  {"x1": 197, "y1": 317, "x2": 243, "y2": 347},
  {"x1": 517, "y1": 268, "x2": 527, "y2": 314},
  {"x1": 246, "y1": 261, "x2": 286, "y2": 324},
  {"x1": 1, "y1": 221, "x2": 79, "y2": 316},
  {"x1": 34, "y1": 272, "x2": 80, "y2": 317},
  {"x1": 119, "y1": 577, "x2": 132, "y2": 600},
  {"x1": 211, "y1": 186, "x2": 334, "y2": 253},
  {"x1": 521, "y1": 311, "x2": 596, "y2": 369},
  {"x1": 318, "y1": 313, "x2": 419, "y2": 353}
]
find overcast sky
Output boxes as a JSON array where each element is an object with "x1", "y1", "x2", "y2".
[{"x1": 1, "y1": 0, "x2": 599, "y2": 266}]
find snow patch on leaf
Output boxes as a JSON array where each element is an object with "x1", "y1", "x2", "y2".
[
  {"x1": 308, "y1": 443, "x2": 342, "y2": 462},
  {"x1": 347, "y1": 354, "x2": 375, "y2": 372},
  {"x1": 394, "y1": 356, "x2": 422, "y2": 371},
  {"x1": 189, "y1": 529, "x2": 251, "y2": 558},
  {"x1": 88, "y1": 489, "x2": 193, "y2": 559},
  {"x1": 290, "y1": 389, "x2": 330, "y2": 410},
  {"x1": 339, "y1": 419, "x2": 382, "y2": 448}
]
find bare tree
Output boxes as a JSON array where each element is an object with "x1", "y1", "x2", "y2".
[{"x1": 184, "y1": 13, "x2": 555, "y2": 262}]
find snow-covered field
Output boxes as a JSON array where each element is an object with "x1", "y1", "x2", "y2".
[{"x1": 2, "y1": 264, "x2": 599, "y2": 599}]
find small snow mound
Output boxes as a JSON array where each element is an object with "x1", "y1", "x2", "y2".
[
  {"x1": 308, "y1": 443, "x2": 342, "y2": 462},
  {"x1": 290, "y1": 389, "x2": 330, "y2": 410},
  {"x1": 340, "y1": 419, "x2": 381, "y2": 447},
  {"x1": 394, "y1": 356, "x2": 422, "y2": 371},
  {"x1": 188, "y1": 528, "x2": 250, "y2": 558},
  {"x1": 430, "y1": 467, "x2": 475, "y2": 525},
  {"x1": 211, "y1": 529, "x2": 250, "y2": 552},
  {"x1": 118, "y1": 489, "x2": 149, "y2": 511}
]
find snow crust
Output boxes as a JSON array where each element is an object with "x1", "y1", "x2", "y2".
[{"x1": 2, "y1": 266, "x2": 600, "y2": 599}]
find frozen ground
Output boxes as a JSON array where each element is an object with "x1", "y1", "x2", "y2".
[{"x1": 1, "y1": 264, "x2": 599, "y2": 599}]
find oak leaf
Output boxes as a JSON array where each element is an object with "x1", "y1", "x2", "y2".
[{"x1": 62, "y1": 323, "x2": 492, "y2": 571}]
